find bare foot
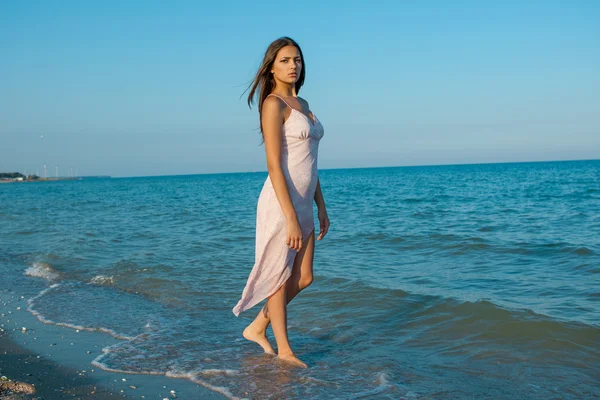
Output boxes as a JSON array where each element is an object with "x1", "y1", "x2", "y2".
[
  {"x1": 243, "y1": 325, "x2": 275, "y2": 355},
  {"x1": 277, "y1": 353, "x2": 308, "y2": 368}
]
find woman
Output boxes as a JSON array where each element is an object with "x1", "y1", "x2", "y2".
[{"x1": 232, "y1": 37, "x2": 330, "y2": 368}]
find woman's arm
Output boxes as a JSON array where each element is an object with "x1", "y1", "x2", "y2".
[
  {"x1": 314, "y1": 178, "x2": 326, "y2": 211},
  {"x1": 314, "y1": 177, "x2": 330, "y2": 240},
  {"x1": 262, "y1": 96, "x2": 303, "y2": 250}
]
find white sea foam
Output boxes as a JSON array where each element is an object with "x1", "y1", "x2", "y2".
[
  {"x1": 143, "y1": 320, "x2": 161, "y2": 332},
  {"x1": 346, "y1": 372, "x2": 401, "y2": 399},
  {"x1": 86, "y1": 360, "x2": 244, "y2": 400},
  {"x1": 378, "y1": 372, "x2": 389, "y2": 386},
  {"x1": 25, "y1": 283, "x2": 135, "y2": 341},
  {"x1": 186, "y1": 373, "x2": 243, "y2": 400},
  {"x1": 24, "y1": 262, "x2": 60, "y2": 281},
  {"x1": 199, "y1": 369, "x2": 240, "y2": 377},
  {"x1": 91, "y1": 356, "x2": 163, "y2": 375},
  {"x1": 88, "y1": 275, "x2": 114, "y2": 286},
  {"x1": 299, "y1": 376, "x2": 332, "y2": 387}
]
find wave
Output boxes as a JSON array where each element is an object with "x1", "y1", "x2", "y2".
[
  {"x1": 568, "y1": 246, "x2": 595, "y2": 256},
  {"x1": 335, "y1": 231, "x2": 598, "y2": 258},
  {"x1": 402, "y1": 197, "x2": 427, "y2": 203},
  {"x1": 362, "y1": 232, "x2": 405, "y2": 243},
  {"x1": 89, "y1": 353, "x2": 243, "y2": 400},
  {"x1": 499, "y1": 242, "x2": 598, "y2": 257},
  {"x1": 25, "y1": 283, "x2": 135, "y2": 341},
  {"x1": 24, "y1": 262, "x2": 61, "y2": 281},
  {"x1": 313, "y1": 274, "x2": 600, "y2": 331},
  {"x1": 166, "y1": 370, "x2": 241, "y2": 400},
  {"x1": 346, "y1": 373, "x2": 403, "y2": 399},
  {"x1": 88, "y1": 275, "x2": 114, "y2": 286}
]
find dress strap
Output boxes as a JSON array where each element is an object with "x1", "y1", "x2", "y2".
[{"x1": 267, "y1": 93, "x2": 293, "y2": 109}]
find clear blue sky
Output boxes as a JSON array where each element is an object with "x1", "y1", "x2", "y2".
[{"x1": 1, "y1": 0, "x2": 598, "y2": 177}]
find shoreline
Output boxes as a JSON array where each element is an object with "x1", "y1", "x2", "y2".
[
  {"x1": 0, "y1": 330, "x2": 127, "y2": 399},
  {"x1": 0, "y1": 289, "x2": 226, "y2": 400}
]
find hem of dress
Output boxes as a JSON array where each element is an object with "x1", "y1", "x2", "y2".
[
  {"x1": 232, "y1": 259, "x2": 293, "y2": 317},
  {"x1": 232, "y1": 227, "x2": 315, "y2": 317}
]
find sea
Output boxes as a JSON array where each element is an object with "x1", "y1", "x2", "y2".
[{"x1": 1, "y1": 160, "x2": 599, "y2": 399}]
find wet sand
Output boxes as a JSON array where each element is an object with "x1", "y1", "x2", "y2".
[
  {"x1": 0, "y1": 289, "x2": 225, "y2": 400},
  {"x1": 0, "y1": 330, "x2": 127, "y2": 399}
]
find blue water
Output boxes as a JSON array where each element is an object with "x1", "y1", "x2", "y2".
[{"x1": 1, "y1": 160, "x2": 599, "y2": 399}]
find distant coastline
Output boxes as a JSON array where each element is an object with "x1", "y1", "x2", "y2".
[
  {"x1": 0, "y1": 172, "x2": 111, "y2": 183},
  {"x1": 0, "y1": 178, "x2": 79, "y2": 184}
]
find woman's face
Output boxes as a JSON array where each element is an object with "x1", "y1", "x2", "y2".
[{"x1": 272, "y1": 45, "x2": 302, "y2": 85}]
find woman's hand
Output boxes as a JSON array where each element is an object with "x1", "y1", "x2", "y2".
[
  {"x1": 317, "y1": 208, "x2": 330, "y2": 240},
  {"x1": 286, "y1": 217, "x2": 304, "y2": 251}
]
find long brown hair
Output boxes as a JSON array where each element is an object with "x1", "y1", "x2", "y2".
[{"x1": 245, "y1": 37, "x2": 306, "y2": 141}]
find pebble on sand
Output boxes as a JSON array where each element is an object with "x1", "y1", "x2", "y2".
[{"x1": 0, "y1": 377, "x2": 36, "y2": 395}]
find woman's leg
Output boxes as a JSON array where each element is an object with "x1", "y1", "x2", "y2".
[
  {"x1": 266, "y1": 278, "x2": 307, "y2": 367},
  {"x1": 264, "y1": 229, "x2": 315, "y2": 322},
  {"x1": 243, "y1": 230, "x2": 315, "y2": 354}
]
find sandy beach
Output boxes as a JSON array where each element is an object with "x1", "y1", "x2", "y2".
[
  {"x1": 0, "y1": 289, "x2": 226, "y2": 400},
  {"x1": 0, "y1": 330, "x2": 127, "y2": 399}
]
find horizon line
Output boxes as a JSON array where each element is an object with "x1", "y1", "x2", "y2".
[{"x1": 114, "y1": 157, "x2": 600, "y2": 179}]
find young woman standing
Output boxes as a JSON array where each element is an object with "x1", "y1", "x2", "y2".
[{"x1": 232, "y1": 37, "x2": 330, "y2": 368}]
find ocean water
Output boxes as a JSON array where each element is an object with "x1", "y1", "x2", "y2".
[{"x1": 1, "y1": 160, "x2": 599, "y2": 399}]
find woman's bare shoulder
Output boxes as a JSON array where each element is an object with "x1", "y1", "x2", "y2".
[{"x1": 262, "y1": 95, "x2": 286, "y2": 113}]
